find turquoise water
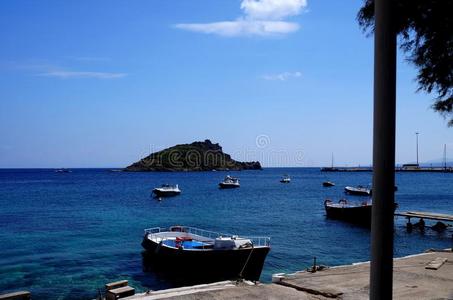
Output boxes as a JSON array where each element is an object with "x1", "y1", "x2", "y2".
[{"x1": 0, "y1": 168, "x2": 452, "y2": 299}]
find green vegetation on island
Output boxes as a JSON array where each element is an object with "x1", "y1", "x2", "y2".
[{"x1": 125, "y1": 140, "x2": 262, "y2": 172}]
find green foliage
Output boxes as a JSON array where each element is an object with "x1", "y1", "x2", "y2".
[
  {"x1": 358, "y1": 0, "x2": 453, "y2": 126},
  {"x1": 125, "y1": 140, "x2": 261, "y2": 171}
]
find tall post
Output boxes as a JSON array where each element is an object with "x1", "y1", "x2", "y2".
[
  {"x1": 331, "y1": 152, "x2": 334, "y2": 168},
  {"x1": 416, "y1": 132, "x2": 419, "y2": 165},
  {"x1": 370, "y1": 0, "x2": 396, "y2": 299}
]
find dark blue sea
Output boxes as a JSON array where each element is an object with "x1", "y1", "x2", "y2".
[{"x1": 0, "y1": 168, "x2": 452, "y2": 299}]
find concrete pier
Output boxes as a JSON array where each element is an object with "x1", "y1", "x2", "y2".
[{"x1": 123, "y1": 249, "x2": 453, "y2": 300}]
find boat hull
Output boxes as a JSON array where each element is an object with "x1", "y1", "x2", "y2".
[
  {"x1": 325, "y1": 201, "x2": 398, "y2": 226},
  {"x1": 344, "y1": 187, "x2": 371, "y2": 196},
  {"x1": 325, "y1": 204, "x2": 372, "y2": 226},
  {"x1": 152, "y1": 190, "x2": 181, "y2": 197},
  {"x1": 218, "y1": 183, "x2": 240, "y2": 189},
  {"x1": 142, "y1": 237, "x2": 269, "y2": 281}
]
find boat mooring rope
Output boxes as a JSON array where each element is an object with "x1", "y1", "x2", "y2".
[{"x1": 238, "y1": 244, "x2": 254, "y2": 279}]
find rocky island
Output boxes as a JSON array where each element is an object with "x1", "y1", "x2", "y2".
[{"x1": 125, "y1": 140, "x2": 262, "y2": 172}]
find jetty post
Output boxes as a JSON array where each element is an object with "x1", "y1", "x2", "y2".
[{"x1": 370, "y1": 0, "x2": 397, "y2": 299}]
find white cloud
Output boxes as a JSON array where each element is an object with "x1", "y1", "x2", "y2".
[
  {"x1": 175, "y1": 0, "x2": 307, "y2": 37},
  {"x1": 175, "y1": 20, "x2": 299, "y2": 37},
  {"x1": 262, "y1": 71, "x2": 302, "y2": 81},
  {"x1": 241, "y1": 0, "x2": 307, "y2": 20},
  {"x1": 3, "y1": 61, "x2": 127, "y2": 80},
  {"x1": 38, "y1": 70, "x2": 127, "y2": 79}
]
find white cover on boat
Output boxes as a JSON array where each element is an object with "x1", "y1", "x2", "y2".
[{"x1": 214, "y1": 237, "x2": 252, "y2": 249}]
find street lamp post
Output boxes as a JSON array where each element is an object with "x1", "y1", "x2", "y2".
[{"x1": 370, "y1": 0, "x2": 397, "y2": 299}]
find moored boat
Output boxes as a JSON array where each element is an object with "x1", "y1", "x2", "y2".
[
  {"x1": 323, "y1": 181, "x2": 335, "y2": 187},
  {"x1": 324, "y1": 199, "x2": 372, "y2": 225},
  {"x1": 219, "y1": 175, "x2": 240, "y2": 189},
  {"x1": 324, "y1": 199, "x2": 398, "y2": 226},
  {"x1": 280, "y1": 175, "x2": 291, "y2": 183},
  {"x1": 344, "y1": 185, "x2": 371, "y2": 196},
  {"x1": 152, "y1": 184, "x2": 181, "y2": 197},
  {"x1": 141, "y1": 226, "x2": 270, "y2": 281}
]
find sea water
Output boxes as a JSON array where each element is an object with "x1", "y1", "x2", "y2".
[{"x1": 0, "y1": 168, "x2": 452, "y2": 299}]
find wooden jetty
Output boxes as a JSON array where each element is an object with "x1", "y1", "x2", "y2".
[
  {"x1": 395, "y1": 211, "x2": 453, "y2": 232},
  {"x1": 395, "y1": 211, "x2": 453, "y2": 223}
]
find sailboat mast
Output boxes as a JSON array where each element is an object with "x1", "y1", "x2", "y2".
[
  {"x1": 331, "y1": 153, "x2": 334, "y2": 168},
  {"x1": 444, "y1": 144, "x2": 447, "y2": 170}
]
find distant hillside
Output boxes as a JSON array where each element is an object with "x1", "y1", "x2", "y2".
[{"x1": 125, "y1": 140, "x2": 262, "y2": 172}]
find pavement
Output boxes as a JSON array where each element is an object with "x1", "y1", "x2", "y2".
[{"x1": 125, "y1": 249, "x2": 453, "y2": 300}]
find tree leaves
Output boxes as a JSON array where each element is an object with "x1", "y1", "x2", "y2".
[{"x1": 357, "y1": 0, "x2": 453, "y2": 126}]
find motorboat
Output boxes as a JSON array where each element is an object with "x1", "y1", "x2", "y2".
[
  {"x1": 344, "y1": 185, "x2": 371, "y2": 196},
  {"x1": 219, "y1": 176, "x2": 240, "y2": 189},
  {"x1": 152, "y1": 184, "x2": 181, "y2": 197},
  {"x1": 141, "y1": 226, "x2": 270, "y2": 281},
  {"x1": 324, "y1": 199, "x2": 372, "y2": 225},
  {"x1": 322, "y1": 181, "x2": 335, "y2": 187},
  {"x1": 324, "y1": 199, "x2": 397, "y2": 226},
  {"x1": 280, "y1": 175, "x2": 291, "y2": 183}
]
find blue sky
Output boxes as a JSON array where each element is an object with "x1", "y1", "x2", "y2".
[{"x1": 0, "y1": 0, "x2": 451, "y2": 168}]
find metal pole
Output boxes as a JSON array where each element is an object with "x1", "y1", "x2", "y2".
[{"x1": 370, "y1": 0, "x2": 396, "y2": 299}]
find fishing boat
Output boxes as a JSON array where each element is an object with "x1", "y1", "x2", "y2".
[
  {"x1": 219, "y1": 176, "x2": 240, "y2": 189},
  {"x1": 280, "y1": 175, "x2": 291, "y2": 183},
  {"x1": 344, "y1": 185, "x2": 371, "y2": 196},
  {"x1": 322, "y1": 181, "x2": 335, "y2": 187},
  {"x1": 152, "y1": 184, "x2": 181, "y2": 197},
  {"x1": 141, "y1": 226, "x2": 270, "y2": 281},
  {"x1": 324, "y1": 199, "x2": 372, "y2": 225},
  {"x1": 324, "y1": 199, "x2": 398, "y2": 226}
]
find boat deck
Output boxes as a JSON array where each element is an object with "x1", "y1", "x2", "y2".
[{"x1": 161, "y1": 239, "x2": 211, "y2": 249}]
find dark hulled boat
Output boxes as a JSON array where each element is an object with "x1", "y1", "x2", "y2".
[
  {"x1": 324, "y1": 199, "x2": 372, "y2": 225},
  {"x1": 324, "y1": 199, "x2": 397, "y2": 226},
  {"x1": 322, "y1": 181, "x2": 335, "y2": 187},
  {"x1": 141, "y1": 226, "x2": 270, "y2": 281}
]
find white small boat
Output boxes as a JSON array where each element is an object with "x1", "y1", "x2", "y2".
[
  {"x1": 280, "y1": 175, "x2": 291, "y2": 183},
  {"x1": 344, "y1": 185, "x2": 371, "y2": 196},
  {"x1": 219, "y1": 176, "x2": 240, "y2": 189},
  {"x1": 152, "y1": 184, "x2": 181, "y2": 197}
]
